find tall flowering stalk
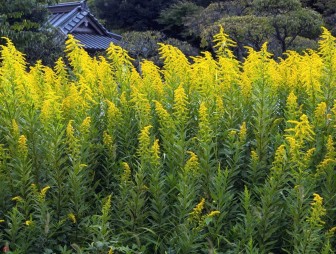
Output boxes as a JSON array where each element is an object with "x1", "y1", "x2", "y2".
[{"x1": 1, "y1": 26, "x2": 336, "y2": 254}]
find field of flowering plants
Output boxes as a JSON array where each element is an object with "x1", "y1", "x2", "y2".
[{"x1": 0, "y1": 26, "x2": 336, "y2": 253}]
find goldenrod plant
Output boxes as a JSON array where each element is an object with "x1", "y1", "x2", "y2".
[{"x1": 1, "y1": 26, "x2": 336, "y2": 253}]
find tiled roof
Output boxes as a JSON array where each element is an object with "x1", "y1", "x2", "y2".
[
  {"x1": 47, "y1": 1, "x2": 121, "y2": 50},
  {"x1": 48, "y1": 1, "x2": 84, "y2": 14},
  {"x1": 73, "y1": 33, "x2": 119, "y2": 50},
  {"x1": 86, "y1": 12, "x2": 122, "y2": 41},
  {"x1": 48, "y1": 6, "x2": 88, "y2": 35}
]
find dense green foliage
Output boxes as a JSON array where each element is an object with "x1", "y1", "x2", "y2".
[
  {"x1": 121, "y1": 30, "x2": 198, "y2": 66},
  {"x1": 184, "y1": 0, "x2": 323, "y2": 58},
  {"x1": 91, "y1": 0, "x2": 328, "y2": 58},
  {"x1": 0, "y1": 27, "x2": 336, "y2": 253},
  {"x1": 93, "y1": 0, "x2": 174, "y2": 30},
  {"x1": 0, "y1": 0, "x2": 63, "y2": 65},
  {"x1": 0, "y1": 0, "x2": 334, "y2": 64}
]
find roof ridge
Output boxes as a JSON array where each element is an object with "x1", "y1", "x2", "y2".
[
  {"x1": 47, "y1": 0, "x2": 122, "y2": 49},
  {"x1": 51, "y1": 6, "x2": 81, "y2": 28},
  {"x1": 48, "y1": 1, "x2": 88, "y2": 12}
]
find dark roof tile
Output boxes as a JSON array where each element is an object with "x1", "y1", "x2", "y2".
[
  {"x1": 73, "y1": 33, "x2": 119, "y2": 50},
  {"x1": 48, "y1": 1, "x2": 122, "y2": 50}
]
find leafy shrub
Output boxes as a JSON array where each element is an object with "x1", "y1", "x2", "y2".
[
  {"x1": 121, "y1": 30, "x2": 199, "y2": 66},
  {"x1": 0, "y1": 27, "x2": 336, "y2": 253}
]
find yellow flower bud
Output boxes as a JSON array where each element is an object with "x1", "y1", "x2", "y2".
[
  {"x1": 121, "y1": 162, "x2": 131, "y2": 182},
  {"x1": 68, "y1": 213, "x2": 77, "y2": 224},
  {"x1": 18, "y1": 135, "x2": 28, "y2": 157}
]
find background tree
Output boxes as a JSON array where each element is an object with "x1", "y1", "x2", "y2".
[
  {"x1": 201, "y1": 15, "x2": 272, "y2": 59},
  {"x1": 91, "y1": 0, "x2": 324, "y2": 60},
  {"x1": 301, "y1": 0, "x2": 336, "y2": 34},
  {"x1": 191, "y1": 0, "x2": 322, "y2": 58},
  {"x1": 253, "y1": 0, "x2": 323, "y2": 54},
  {"x1": 158, "y1": 1, "x2": 203, "y2": 41},
  {"x1": 0, "y1": 0, "x2": 64, "y2": 65},
  {"x1": 93, "y1": 0, "x2": 175, "y2": 31},
  {"x1": 121, "y1": 30, "x2": 198, "y2": 66}
]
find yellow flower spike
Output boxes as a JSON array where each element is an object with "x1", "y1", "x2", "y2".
[
  {"x1": 68, "y1": 213, "x2": 77, "y2": 224},
  {"x1": 103, "y1": 131, "x2": 113, "y2": 148},
  {"x1": 79, "y1": 164, "x2": 87, "y2": 170},
  {"x1": 329, "y1": 227, "x2": 336, "y2": 235},
  {"x1": 106, "y1": 43, "x2": 133, "y2": 69},
  {"x1": 184, "y1": 151, "x2": 200, "y2": 174},
  {"x1": 280, "y1": 51, "x2": 301, "y2": 89},
  {"x1": 0, "y1": 219, "x2": 5, "y2": 223},
  {"x1": 40, "y1": 186, "x2": 51, "y2": 200},
  {"x1": 318, "y1": 158, "x2": 335, "y2": 169},
  {"x1": 314, "y1": 102, "x2": 327, "y2": 123},
  {"x1": 78, "y1": 77, "x2": 95, "y2": 106},
  {"x1": 54, "y1": 57, "x2": 68, "y2": 81},
  {"x1": 130, "y1": 67, "x2": 143, "y2": 90},
  {"x1": 286, "y1": 114, "x2": 315, "y2": 143},
  {"x1": 106, "y1": 100, "x2": 120, "y2": 117},
  {"x1": 268, "y1": 59, "x2": 281, "y2": 91},
  {"x1": 66, "y1": 120, "x2": 75, "y2": 139},
  {"x1": 307, "y1": 193, "x2": 326, "y2": 227},
  {"x1": 120, "y1": 92, "x2": 128, "y2": 108},
  {"x1": 239, "y1": 122, "x2": 247, "y2": 142},
  {"x1": 40, "y1": 100, "x2": 52, "y2": 122},
  {"x1": 190, "y1": 198, "x2": 205, "y2": 221},
  {"x1": 240, "y1": 75, "x2": 252, "y2": 98},
  {"x1": 316, "y1": 135, "x2": 336, "y2": 175},
  {"x1": 243, "y1": 43, "x2": 273, "y2": 92},
  {"x1": 18, "y1": 135, "x2": 28, "y2": 157},
  {"x1": 173, "y1": 85, "x2": 188, "y2": 123},
  {"x1": 313, "y1": 193, "x2": 323, "y2": 203},
  {"x1": 319, "y1": 27, "x2": 336, "y2": 62},
  {"x1": 25, "y1": 220, "x2": 33, "y2": 226},
  {"x1": 106, "y1": 100, "x2": 121, "y2": 131},
  {"x1": 300, "y1": 51, "x2": 323, "y2": 99},
  {"x1": 121, "y1": 162, "x2": 131, "y2": 182},
  {"x1": 12, "y1": 196, "x2": 23, "y2": 202},
  {"x1": 285, "y1": 136, "x2": 301, "y2": 160},
  {"x1": 138, "y1": 125, "x2": 152, "y2": 154},
  {"x1": 305, "y1": 148, "x2": 316, "y2": 160},
  {"x1": 207, "y1": 210, "x2": 220, "y2": 218},
  {"x1": 12, "y1": 119, "x2": 20, "y2": 137},
  {"x1": 102, "y1": 195, "x2": 112, "y2": 216},
  {"x1": 154, "y1": 101, "x2": 172, "y2": 129},
  {"x1": 326, "y1": 135, "x2": 335, "y2": 158},
  {"x1": 213, "y1": 25, "x2": 236, "y2": 58},
  {"x1": 141, "y1": 60, "x2": 164, "y2": 99},
  {"x1": 190, "y1": 52, "x2": 218, "y2": 97},
  {"x1": 217, "y1": 54, "x2": 240, "y2": 91},
  {"x1": 302, "y1": 148, "x2": 316, "y2": 168},
  {"x1": 271, "y1": 145, "x2": 286, "y2": 174},
  {"x1": 130, "y1": 90, "x2": 151, "y2": 128},
  {"x1": 251, "y1": 150, "x2": 259, "y2": 164},
  {"x1": 158, "y1": 43, "x2": 190, "y2": 85},
  {"x1": 229, "y1": 130, "x2": 237, "y2": 138},
  {"x1": 62, "y1": 83, "x2": 82, "y2": 113},
  {"x1": 198, "y1": 210, "x2": 221, "y2": 228},
  {"x1": 66, "y1": 120, "x2": 80, "y2": 156},
  {"x1": 286, "y1": 91, "x2": 298, "y2": 110},
  {"x1": 151, "y1": 139, "x2": 161, "y2": 165},
  {"x1": 108, "y1": 248, "x2": 114, "y2": 254},
  {"x1": 80, "y1": 117, "x2": 91, "y2": 134}
]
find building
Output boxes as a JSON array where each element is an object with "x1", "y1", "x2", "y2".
[{"x1": 48, "y1": 0, "x2": 121, "y2": 51}]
